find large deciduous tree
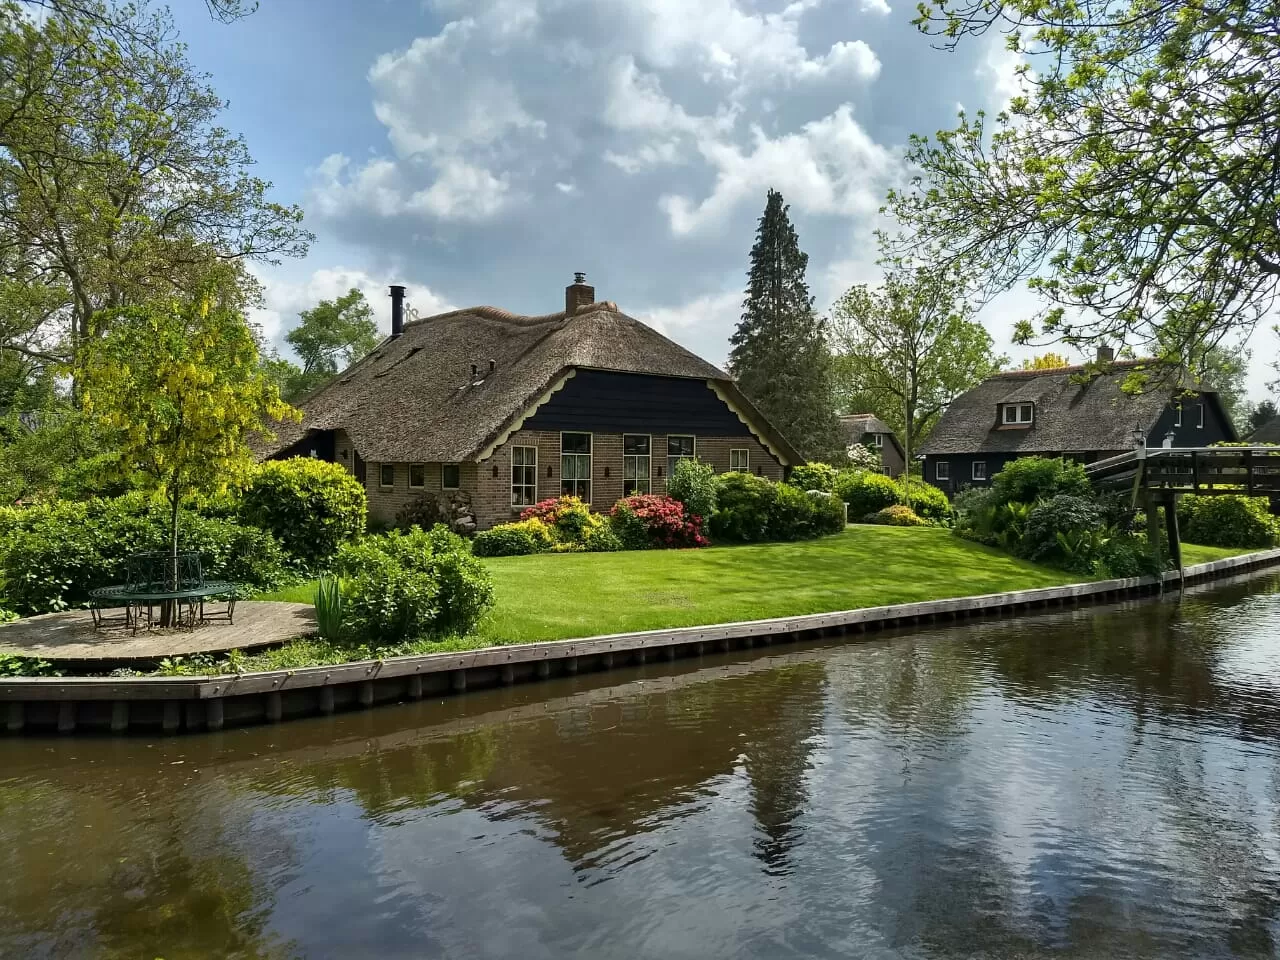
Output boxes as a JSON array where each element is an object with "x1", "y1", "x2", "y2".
[
  {"x1": 283, "y1": 287, "x2": 379, "y2": 394},
  {"x1": 0, "y1": 0, "x2": 309, "y2": 374},
  {"x1": 889, "y1": 0, "x2": 1280, "y2": 370},
  {"x1": 77, "y1": 297, "x2": 296, "y2": 615},
  {"x1": 729, "y1": 189, "x2": 843, "y2": 461},
  {"x1": 830, "y1": 258, "x2": 1005, "y2": 485}
]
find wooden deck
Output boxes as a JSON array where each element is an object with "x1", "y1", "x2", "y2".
[{"x1": 0, "y1": 602, "x2": 316, "y2": 662}]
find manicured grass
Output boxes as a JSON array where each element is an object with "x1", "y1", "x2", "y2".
[
  {"x1": 252, "y1": 529, "x2": 1268, "y2": 651},
  {"x1": 1181, "y1": 543, "x2": 1256, "y2": 564},
  {"x1": 475, "y1": 527, "x2": 1076, "y2": 643}
]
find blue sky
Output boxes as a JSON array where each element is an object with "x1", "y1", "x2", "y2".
[{"x1": 171, "y1": 0, "x2": 1277, "y2": 402}]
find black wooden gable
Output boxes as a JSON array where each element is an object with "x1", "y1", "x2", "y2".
[{"x1": 524, "y1": 369, "x2": 752, "y2": 436}]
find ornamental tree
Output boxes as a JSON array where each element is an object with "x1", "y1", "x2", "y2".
[
  {"x1": 77, "y1": 297, "x2": 297, "y2": 617},
  {"x1": 889, "y1": 0, "x2": 1280, "y2": 370}
]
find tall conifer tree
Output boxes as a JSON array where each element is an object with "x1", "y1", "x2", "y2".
[{"x1": 729, "y1": 189, "x2": 842, "y2": 461}]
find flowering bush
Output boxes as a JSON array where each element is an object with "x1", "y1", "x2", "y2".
[
  {"x1": 610, "y1": 494, "x2": 708, "y2": 549},
  {"x1": 520, "y1": 496, "x2": 592, "y2": 535},
  {"x1": 472, "y1": 518, "x2": 555, "y2": 557},
  {"x1": 866, "y1": 505, "x2": 926, "y2": 526}
]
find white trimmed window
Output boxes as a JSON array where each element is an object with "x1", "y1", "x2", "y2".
[
  {"x1": 511, "y1": 446, "x2": 537, "y2": 506},
  {"x1": 667, "y1": 435, "x2": 695, "y2": 482},
  {"x1": 972, "y1": 461, "x2": 987, "y2": 481},
  {"x1": 1197, "y1": 403, "x2": 1205, "y2": 428},
  {"x1": 1001, "y1": 403, "x2": 1034, "y2": 425},
  {"x1": 409, "y1": 464, "x2": 425, "y2": 489},
  {"x1": 1174, "y1": 405, "x2": 1183, "y2": 427},
  {"x1": 379, "y1": 464, "x2": 395, "y2": 488},
  {"x1": 623, "y1": 435, "x2": 651, "y2": 495},
  {"x1": 441, "y1": 464, "x2": 460, "y2": 490},
  {"x1": 870, "y1": 433, "x2": 884, "y2": 448},
  {"x1": 935, "y1": 461, "x2": 950, "y2": 481},
  {"x1": 561, "y1": 432, "x2": 592, "y2": 500},
  {"x1": 730, "y1": 448, "x2": 750, "y2": 472}
]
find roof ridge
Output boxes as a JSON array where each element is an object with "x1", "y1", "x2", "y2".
[{"x1": 402, "y1": 305, "x2": 570, "y2": 330}]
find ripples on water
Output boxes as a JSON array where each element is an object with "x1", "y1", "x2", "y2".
[{"x1": 3, "y1": 574, "x2": 1280, "y2": 959}]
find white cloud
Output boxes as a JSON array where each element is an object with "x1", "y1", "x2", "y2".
[
  {"x1": 860, "y1": 0, "x2": 891, "y2": 14},
  {"x1": 406, "y1": 158, "x2": 512, "y2": 220},
  {"x1": 660, "y1": 104, "x2": 897, "y2": 234},
  {"x1": 554, "y1": 181, "x2": 578, "y2": 194},
  {"x1": 253, "y1": 266, "x2": 455, "y2": 351},
  {"x1": 979, "y1": 33, "x2": 1027, "y2": 109},
  {"x1": 308, "y1": 154, "x2": 405, "y2": 219},
  {"x1": 811, "y1": 40, "x2": 880, "y2": 81},
  {"x1": 634, "y1": 290, "x2": 743, "y2": 365}
]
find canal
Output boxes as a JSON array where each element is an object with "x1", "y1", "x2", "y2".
[{"x1": 3, "y1": 572, "x2": 1280, "y2": 959}]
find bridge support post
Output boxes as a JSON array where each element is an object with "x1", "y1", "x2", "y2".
[
  {"x1": 1142, "y1": 493, "x2": 1163, "y2": 571},
  {"x1": 1163, "y1": 493, "x2": 1183, "y2": 582}
]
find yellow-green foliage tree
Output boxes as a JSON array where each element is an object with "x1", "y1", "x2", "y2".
[
  {"x1": 1018, "y1": 353, "x2": 1072, "y2": 371},
  {"x1": 77, "y1": 297, "x2": 298, "y2": 612}
]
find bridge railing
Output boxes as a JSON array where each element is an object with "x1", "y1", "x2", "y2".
[{"x1": 1085, "y1": 446, "x2": 1280, "y2": 494}]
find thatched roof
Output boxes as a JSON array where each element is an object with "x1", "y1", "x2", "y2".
[
  {"x1": 1250, "y1": 415, "x2": 1280, "y2": 444},
  {"x1": 919, "y1": 361, "x2": 1223, "y2": 456},
  {"x1": 839, "y1": 413, "x2": 903, "y2": 456},
  {"x1": 263, "y1": 301, "x2": 800, "y2": 464}
]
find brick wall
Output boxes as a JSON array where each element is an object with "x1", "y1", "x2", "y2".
[
  {"x1": 364, "y1": 460, "x2": 478, "y2": 526},
  {"x1": 472, "y1": 429, "x2": 783, "y2": 530}
]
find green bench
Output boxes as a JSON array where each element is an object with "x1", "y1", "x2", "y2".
[{"x1": 88, "y1": 552, "x2": 239, "y2": 634}]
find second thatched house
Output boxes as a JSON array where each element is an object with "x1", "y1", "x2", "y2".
[
  {"x1": 919, "y1": 349, "x2": 1238, "y2": 494},
  {"x1": 261, "y1": 275, "x2": 801, "y2": 530},
  {"x1": 838, "y1": 414, "x2": 905, "y2": 476}
]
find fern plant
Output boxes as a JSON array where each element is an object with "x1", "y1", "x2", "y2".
[{"x1": 314, "y1": 574, "x2": 345, "y2": 641}]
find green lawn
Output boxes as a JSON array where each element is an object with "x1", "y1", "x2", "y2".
[{"x1": 256, "y1": 529, "x2": 1260, "y2": 647}]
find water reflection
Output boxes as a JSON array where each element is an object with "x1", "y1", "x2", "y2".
[{"x1": 2, "y1": 572, "x2": 1279, "y2": 958}]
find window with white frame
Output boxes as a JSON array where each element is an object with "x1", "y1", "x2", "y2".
[
  {"x1": 1001, "y1": 403, "x2": 1034, "y2": 425},
  {"x1": 623, "y1": 435, "x2": 651, "y2": 495},
  {"x1": 666, "y1": 435, "x2": 695, "y2": 481},
  {"x1": 409, "y1": 464, "x2": 425, "y2": 489},
  {"x1": 730, "y1": 448, "x2": 750, "y2": 472},
  {"x1": 1174, "y1": 405, "x2": 1183, "y2": 427},
  {"x1": 870, "y1": 433, "x2": 884, "y2": 447},
  {"x1": 441, "y1": 464, "x2": 460, "y2": 490},
  {"x1": 935, "y1": 461, "x2": 950, "y2": 481},
  {"x1": 379, "y1": 463, "x2": 395, "y2": 487},
  {"x1": 1197, "y1": 403, "x2": 1205, "y2": 428},
  {"x1": 511, "y1": 446, "x2": 537, "y2": 506},
  {"x1": 561, "y1": 432, "x2": 592, "y2": 500},
  {"x1": 972, "y1": 461, "x2": 987, "y2": 481}
]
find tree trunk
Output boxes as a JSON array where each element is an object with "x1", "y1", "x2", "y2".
[{"x1": 161, "y1": 482, "x2": 181, "y2": 627}]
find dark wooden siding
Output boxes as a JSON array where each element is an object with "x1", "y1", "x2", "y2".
[
  {"x1": 524, "y1": 370, "x2": 753, "y2": 437},
  {"x1": 1147, "y1": 393, "x2": 1236, "y2": 447},
  {"x1": 922, "y1": 452, "x2": 1023, "y2": 496}
]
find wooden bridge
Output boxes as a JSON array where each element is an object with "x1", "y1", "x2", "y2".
[{"x1": 1085, "y1": 446, "x2": 1280, "y2": 570}]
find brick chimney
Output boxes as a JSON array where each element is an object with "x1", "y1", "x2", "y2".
[
  {"x1": 1096, "y1": 344, "x2": 1115, "y2": 363},
  {"x1": 389, "y1": 284, "x2": 406, "y2": 338},
  {"x1": 565, "y1": 272, "x2": 595, "y2": 316}
]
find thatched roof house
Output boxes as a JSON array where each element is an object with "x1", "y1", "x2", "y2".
[
  {"x1": 1250, "y1": 415, "x2": 1280, "y2": 445},
  {"x1": 918, "y1": 351, "x2": 1237, "y2": 493},
  {"x1": 838, "y1": 414, "x2": 904, "y2": 476},
  {"x1": 263, "y1": 275, "x2": 801, "y2": 530}
]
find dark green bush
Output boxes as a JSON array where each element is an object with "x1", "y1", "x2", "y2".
[
  {"x1": 990, "y1": 456, "x2": 1091, "y2": 505},
  {"x1": 788, "y1": 462, "x2": 838, "y2": 493},
  {"x1": 240, "y1": 458, "x2": 367, "y2": 566},
  {"x1": 808, "y1": 490, "x2": 847, "y2": 535},
  {"x1": 1020, "y1": 495, "x2": 1104, "y2": 569},
  {"x1": 333, "y1": 525, "x2": 494, "y2": 642},
  {"x1": 1179, "y1": 495, "x2": 1278, "y2": 548},
  {"x1": 0, "y1": 495, "x2": 290, "y2": 614},
  {"x1": 472, "y1": 519, "x2": 554, "y2": 557},
  {"x1": 769, "y1": 483, "x2": 819, "y2": 540},
  {"x1": 834, "y1": 469, "x2": 901, "y2": 520},
  {"x1": 710, "y1": 472, "x2": 778, "y2": 542},
  {"x1": 1096, "y1": 534, "x2": 1162, "y2": 579}
]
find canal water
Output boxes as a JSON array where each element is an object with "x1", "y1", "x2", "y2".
[{"x1": 4, "y1": 573, "x2": 1280, "y2": 959}]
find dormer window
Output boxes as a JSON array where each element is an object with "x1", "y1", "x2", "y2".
[
  {"x1": 1001, "y1": 403, "x2": 1034, "y2": 425},
  {"x1": 870, "y1": 433, "x2": 884, "y2": 448}
]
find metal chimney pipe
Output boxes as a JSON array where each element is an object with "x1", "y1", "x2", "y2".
[{"x1": 389, "y1": 284, "x2": 406, "y2": 338}]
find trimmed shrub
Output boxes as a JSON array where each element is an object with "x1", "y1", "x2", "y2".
[
  {"x1": 990, "y1": 456, "x2": 1091, "y2": 505},
  {"x1": 788, "y1": 462, "x2": 837, "y2": 493},
  {"x1": 393, "y1": 493, "x2": 448, "y2": 531},
  {"x1": 333, "y1": 525, "x2": 493, "y2": 641},
  {"x1": 809, "y1": 490, "x2": 848, "y2": 534},
  {"x1": 835, "y1": 469, "x2": 901, "y2": 521},
  {"x1": 867, "y1": 504, "x2": 926, "y2": 526},
  {"x1": 520, "y1": 496, "x2": 593, "y2": 540},
  {"x1": 0, "y1": 496, "x2": 290, "y2": 615},
  {"x1": 710, "y1": 472, "x2": 778, "y2": 542},
  {"x1": 1096, "y1": 533, "x2": 1162, "y2": 579},
  {"x1": 240, "y1": 458, "x2": 367, "y2": 566},
  {"x1": 667, "y1": 458, "x2": 718, "y2": 520},
  {"x1": 610, "y1": 495, "x2": 707, "y2": 549},
  {"x1": 902, "y1": 481, "x2": 952, "y2": 525},
  {"x1": 1179, "y1": 495, "x2": 1278, "y2": 548},
  {"x1": 472, "y1": 519, "x2": 555, "y2": 557},
  {"x1": 582, "y1": 516, "x2": 624, "y2": 552},
  {"x1": 1021, "y1": 494, "x2": 1104, "y2": 568}
]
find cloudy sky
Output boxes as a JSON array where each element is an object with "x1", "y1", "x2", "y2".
[{"x1": 171, "y1": 0, "x2": 1277, "y2": 401}]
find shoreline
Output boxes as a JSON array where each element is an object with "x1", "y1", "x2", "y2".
[{"x1": 4, "y1": 546, "x2": 1280, "y2": 736}]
